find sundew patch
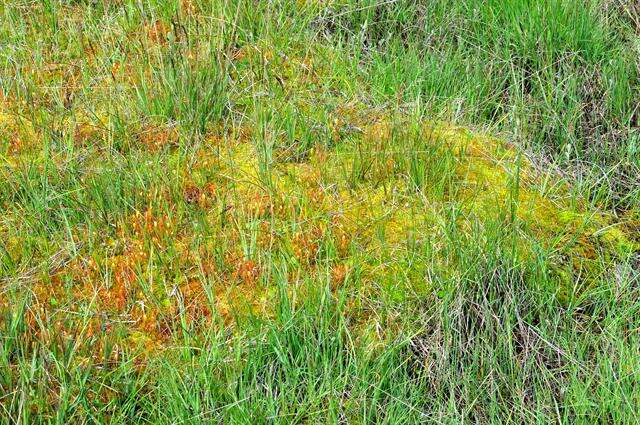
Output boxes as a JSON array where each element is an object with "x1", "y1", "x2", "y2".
[{"x1": 2, "y1": 112, "x2": 638, "y2": 356}]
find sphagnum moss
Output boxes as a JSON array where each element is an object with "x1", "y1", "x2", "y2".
[{"x1": 12, "y1": 117, "x2": 635, "y2": 347}]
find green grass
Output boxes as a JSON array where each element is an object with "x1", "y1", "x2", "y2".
[{"x1": 1, "y1": 0, "x2": 639, "y2": 423}]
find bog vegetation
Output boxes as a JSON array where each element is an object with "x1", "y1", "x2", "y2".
[{"x1": 0, "y1": 0, "x2": 639, "y2": 423}]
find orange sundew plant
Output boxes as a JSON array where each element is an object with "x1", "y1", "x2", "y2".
[
  {"x1": 66, "y1": 255, "x2": 101, "y2": 287},
  {"x1": 192, "y1": 153, "x2": 223, "y2": 180},
  {"x1": 292, "y1": 225, "x2": 325, "y2": 265},
  {"x1": 7, "y1": 132, "x2": 25, "y2": 155},
  {"x1": 231, "y1": 47, "x2": 247, "y2": 62},
  {"x1": 129, "y1": 207, "x2": 175, "y2": 245},
  {"x1": 331, "y1": 263, "x2": 349, "y2": 290},
  {"x1": 23, "y1": 299, "x2": 49, "y2": 343},
  {"x1": 242, "y1": 192, "x2": 290, "y2": 219},
  {"x1": 183, "y1": 183, "x2": 204, "y2": 205},
  {"x1": 106, "y1": 255, "x2": 139, "y2": 311},
  {"x1": 96, "y1": 232, "x2": 150, "y2": 312},
  {"x1": 183, "y1": 182, "x2": 217, "y2": 208},
  {"x1": 130, "y1": 303, "x2": 167, "y2": 341},
  {"x1": 203, "y1": 130, "x2": 225, "y2": 147},
  {"x1": 83, "y1": 315, "x2": 109, "y2": 340},
  {"x1": 1, "y1": 113, "x2": 39, "y2": 155},
  {"x1": 11, "y1": 265, "x2": 103, "y2": 350},
  {"x1": 180, "y1": 0, "x2": 197, "y2": 15},
  {"x1": 204, "y1": 124, "x2": 253, "y2": 147},
  {"x1": 136, "y1": 123, "x2": 180, "y2": 151},
  {"x1": 225, "y1": 249, "x2": 262, "y2": 286},
  {"x1": 329, "y1": 217, "x2": 352, "y2": 258},
  {"x1": 294, "y1": 164, "x2": 328, "y2": 206},
  {"x1": 173, "y1": 278, "x2": 213, "y2": 325},
  {"x1": 143, "y1": 20, "x2": 171, "y2": 45},
  {"x1": 231, "y1": 44, "x2": 275, "y2": 65},
  {"x1": 256, "y1": 220, "x2": 278, "y2": 250},
  {"x1": 234, "y1": 259, "x2": 261, "y2": 286},
  {"x1": 20, "y1": 275, "x2": 81, "y2": 347},
  {"x1": 108, "y1": 57, "x2": 139, "y2": 84},
  {"x1": 0, "y1": 293, "x2": 8, "y2": 320},
  {"x1": 303, "y1": 185, "x2": 328, "y2": 212},
  {"x1": 246, "y1": 193, "x2": 271, "y2": 218}
]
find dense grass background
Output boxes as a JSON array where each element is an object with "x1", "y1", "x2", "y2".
[
  {"x1": 1, "y1": 0, "x2": 639, "y2": 423},
  {"x1": 325, "y1": 0, "x2": 639, "y2": 206}
]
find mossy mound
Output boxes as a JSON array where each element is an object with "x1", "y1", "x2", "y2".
[
  {"x1": 209, "y1": 116, "x2": 638, "y2": 303},
  {"x1": 3, "y1": 112, "x2": 637, "y2": 353}
]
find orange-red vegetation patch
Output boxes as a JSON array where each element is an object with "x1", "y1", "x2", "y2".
[
  {"x1": 180, "y1": 0, "x2": 197, "y2": 15},
  {"x1": 328, "y1": 217, "x2": 354, "y2": 258},
  {"x1": 0, "y1": 292, "x2": 8, "y2": 318},
  {"x1": 240, "y1": 192, "x2": 291, "y2": 219},
  {"x1": 257, "y1": 221, "x2": 278, "y2": 249},
  {"x1": 136, "y1": 123, "x2": 179, "y2": 151},
  {"x1": 204, "y1": 124, "x2": 253, "y2": 147},
  {"x1": 231, "y1": 257, "x2": 262, "y2": 286},
  {"x1": 0, "y1": 113, "x2": 40, "y2": 155},
  {"x1": 177, "y1": 278, "x2": 212, "y2": 319},
  {"x1": 331, "y1": 263, "x2": 349, "y2": 289},
  {"x1": 183, "y1": 182, "x2": 217, "y2": 207},
  {"x1": 130, "y1": 207, "x2": 175, "y2": 241},
  {"x1": 108, "y1": 58, "x2": 139, "y2": 84},
  {"x1": 143, "y1": 20, "x2": 171, "y2": 45},
  {"x1": 106, "y1": 253, "x2": 143, "y2": 311},
  {"x1": 292, "y1": 225, "x2": 325, "y2": 265}
]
